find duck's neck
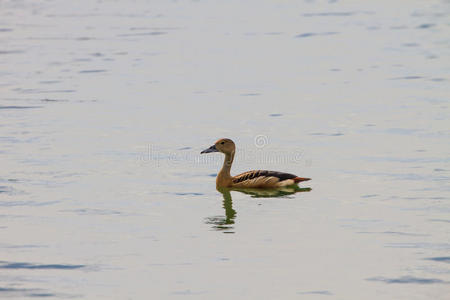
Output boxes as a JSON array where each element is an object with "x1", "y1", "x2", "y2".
[{"x1": 217, "y1": 151, "x2": 234, "y2": 187}]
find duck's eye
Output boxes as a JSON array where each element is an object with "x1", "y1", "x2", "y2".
[{"x1": 220, "y1": 141, "x2": 225, "y2": 145}]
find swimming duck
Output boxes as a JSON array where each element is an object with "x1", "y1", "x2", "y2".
[{"x1": 201, "y1": 138, "x2": 311, "y2": 188}]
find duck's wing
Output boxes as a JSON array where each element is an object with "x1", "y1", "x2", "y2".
[{"x1": 232, "y1": 170, "x2": 306, "y2": 188}]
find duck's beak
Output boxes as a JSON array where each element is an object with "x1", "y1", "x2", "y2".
[{"x1": 201, "y1": 144, "x2": 218, "y2": 154}]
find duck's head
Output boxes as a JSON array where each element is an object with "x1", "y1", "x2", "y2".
[{"x1": 201, "y1": 138, "x2": 235, "y2": 155}]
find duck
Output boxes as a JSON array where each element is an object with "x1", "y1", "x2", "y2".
[{"x1": 201, "y1": 138, "x2": 311, "y2": 188}]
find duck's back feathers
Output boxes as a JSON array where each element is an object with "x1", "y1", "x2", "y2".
[{"x1": 231, "y1": 170, "x2": 309, "y2": 188}]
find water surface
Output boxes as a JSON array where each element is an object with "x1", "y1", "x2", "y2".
[{"x1": 0, "y1": 0, "x2": 449, "y2": 299}]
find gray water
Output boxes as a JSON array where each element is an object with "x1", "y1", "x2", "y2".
[{"x1": 1, "y1": 0, "x2": 449, "y2": 299}]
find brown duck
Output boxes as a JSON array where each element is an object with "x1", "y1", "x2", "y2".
[{"x1": 201, "y1": 138, "x2": 311, "y2": 188}]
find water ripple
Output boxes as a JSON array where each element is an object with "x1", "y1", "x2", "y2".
[
  {"x1": 297, "y1": 290, "x2": 333, "y2": 295},
  {"x1": 425, "y1": 257, "x2": 450, "y2": 263},
  {"x1": 302, "y1": 12, "x2": 356, "y2": 17},
  {"x1": 367, "y1": 276, "x2": 448, "y2": 284},
  {"x1": 0, "y1": 261, "x2": 85, "y2": 270},
  {"x1": 0, "y1": 105, "x2": 42, "y2": 110},
  {"x1": 295, "y1": 32, "x2": 339, "y2": 38}
]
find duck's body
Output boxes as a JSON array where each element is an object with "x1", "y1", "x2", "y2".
[
  {"x1": 201, "y1": 138, "x2": 311, "y2": 188},
  {"x1": 230, "y1": 170, "x2": 309, "y2": 188}
]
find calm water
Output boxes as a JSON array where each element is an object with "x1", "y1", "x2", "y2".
[{"x1": 1, "y1": 0, "x2": 449, "y2": 299}]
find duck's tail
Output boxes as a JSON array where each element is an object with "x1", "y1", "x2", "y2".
[{"x1": 294, "y1": 177, "x2": 311, "y2": 183}]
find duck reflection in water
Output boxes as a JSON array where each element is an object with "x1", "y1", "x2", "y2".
[{"x1": 205, "y1": 186, "x2": 311, "y2": 233}]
